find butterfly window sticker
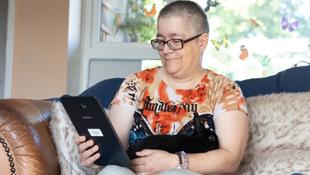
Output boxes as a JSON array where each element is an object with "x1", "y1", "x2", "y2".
[
  {"x1": 249, "y1": 18, "x2": 260, "y2": 28},
  {"x1": 248, "y1": 18, "x2": 264, "y2": 32},
  {"x1": 281, "y1": 16, "x2": 299, "y2": 32},
  {"x1": 211, "y1": 34, "x2": 228, "y2": 51},
  {"x1": 144, "y1": 3, "x2": 157, "y2": 17},
  {"x1": 204, "y1": 0, "x2": 220, "y2": 12},
  {"x1": 239, "y1": 45, "x2": 249, "y2": 60}
]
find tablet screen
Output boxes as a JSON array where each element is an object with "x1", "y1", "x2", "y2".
[{"x1": 60, "y1": 96, "x2": 131, "y2": 167}]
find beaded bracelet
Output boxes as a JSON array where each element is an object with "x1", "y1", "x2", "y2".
[
  {"x1": 176, "y1": 152, "x2": 183, "y2": 169},
  {"x1": 0, "y1": 136, "x2": 16, "y2": 175},
  {"x1": 176, "y1": 151, "x2": 189, "y2": 169}
]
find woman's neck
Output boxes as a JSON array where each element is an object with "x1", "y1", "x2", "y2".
[{"x1": 160, "y1": 67, "x2": 205, "y2": 89}]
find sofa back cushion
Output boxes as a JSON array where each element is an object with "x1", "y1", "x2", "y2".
[
  {"x1": 80, "y1": 78, "x2": 124, "y2": 109},
  {"x1": 237, "y1": 92, "x2": 310, "y2": 174},
  {"x1": 237, "y1": 65, "x2": 310, "y2": 97}
]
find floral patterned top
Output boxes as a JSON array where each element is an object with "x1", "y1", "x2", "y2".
[{"x1": 110, "y1": 67, "x2": 247, "y2": 146}]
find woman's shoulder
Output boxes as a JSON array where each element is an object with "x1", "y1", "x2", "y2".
[
  {"x1": 204, "y1": 69, "x2": 233, "y2": 82},
  {"x1": 124, "y1": 67, "x2": 159, "y2": 85},
  {"x1": 204, "y1": 69, "x2": 242, "y2": 94},
  {"x1": 135, "y1": 67, "x2": 158, "y2": 78}
]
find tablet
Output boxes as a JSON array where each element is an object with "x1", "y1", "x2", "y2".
[{"x1": 60, "y1": 96, "x2": 131, "y2": 167}]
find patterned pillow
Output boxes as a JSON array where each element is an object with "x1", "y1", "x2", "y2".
[
  {"x1": 236, "y1": 92, "x2": 310, "y2": 174},
  {"x1": 49, "y1": 101, "x2": 98, "y2": 175}
]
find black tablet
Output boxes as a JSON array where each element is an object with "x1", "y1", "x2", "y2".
[{"x1": 60, "y1": 96, "x2": 131, "y2": 167}]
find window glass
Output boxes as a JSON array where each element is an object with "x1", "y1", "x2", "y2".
[
  {"x1": 201, "y1": 0, "x2": 310, "y2": 80},
  {"x1": 100, "y1": 0, "x2": 310, "y2": 80},
  {"x1": 100, "y1": 0, "x2": 164, "y2": 42}
]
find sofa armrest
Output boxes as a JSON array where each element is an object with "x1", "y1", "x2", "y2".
[{"x1": 0, "y1": 99, "x2": 60, "y2": 175}]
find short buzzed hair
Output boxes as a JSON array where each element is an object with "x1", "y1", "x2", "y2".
[{"x1": 158, "y1": 0, "x2": 209, "y2": 34}]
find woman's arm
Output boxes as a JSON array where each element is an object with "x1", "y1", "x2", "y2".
[
  {"x1": 187, "y1": 110, "x2": 249, "y2": 174},
  {"x1": 108, "y1": 105, "x2": 135, "y2": 148},
  {"x1": 130, "y1": 110, "x2": 249, "y2": 174}
]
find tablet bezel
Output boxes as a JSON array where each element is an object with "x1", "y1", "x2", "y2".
[{"x1": 60, "y1": 96, "x2": 131, "y2": 167}]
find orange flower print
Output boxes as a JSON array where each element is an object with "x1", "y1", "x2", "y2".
[
  {"x1": 176, "y1": 86, "x2": 206, "y2": 104},
  {"x1": 221, "y1": 83, "x2": 245, "y2": 110},
  {"x1": 136, "y1": 68, "x2": 157, "y2": 84}
]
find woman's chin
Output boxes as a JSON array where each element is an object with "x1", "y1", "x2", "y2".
[
  {"x1": 164, "y1": 66, "x2": 180, "y2": 75},
  {"x1": 162, "y1": 59, "x2": 182, "y2": 74}
]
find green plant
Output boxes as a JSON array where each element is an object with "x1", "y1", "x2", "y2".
[{"x1": 120, "y1": 0, "x2": 156, "y2": 42}]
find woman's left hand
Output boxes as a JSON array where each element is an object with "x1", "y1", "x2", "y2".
[{"x1": 131, "y1": 149, "x2": 179, "y2": 175}]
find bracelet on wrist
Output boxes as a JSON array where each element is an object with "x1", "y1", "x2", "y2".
[
  {"x1": 176, "y1": 152, "x2": 182, "y2": 169},
  {"x1": 176, "y1": 151, "x2": 189, "y2": 169}
]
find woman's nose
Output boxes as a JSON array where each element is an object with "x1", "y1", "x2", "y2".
[{"x1": 162, "y1": 43, "x2": 173, "y2": 54}]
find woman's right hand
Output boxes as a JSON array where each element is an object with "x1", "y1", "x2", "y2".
[{"x1": 75, "y1": 135, "x2": 101, "y2": 169}]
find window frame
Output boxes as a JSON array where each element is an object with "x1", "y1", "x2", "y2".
[{"x1": 79, "y1": 0, "x2": 159, "y2": 92}]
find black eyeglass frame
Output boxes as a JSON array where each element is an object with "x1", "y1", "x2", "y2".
[{"x1": 151, "y1": 33, "x2": 204, "y2": 51}]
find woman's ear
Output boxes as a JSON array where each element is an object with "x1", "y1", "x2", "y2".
[{"x1": 199, "y1": 33, "x2": 209, "y2": 49}]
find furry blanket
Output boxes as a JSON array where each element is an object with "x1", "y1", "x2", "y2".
[
  {"x1": 49, "y1": 92, "x2": 310, "y2": 175},
  {"x1": 236, "y1": 92, "x2": 310, "y2": 174},
  {"x1": 49, "y1": 102, "x2": 98, "y2": 175}
]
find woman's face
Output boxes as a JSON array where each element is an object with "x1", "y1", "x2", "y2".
[{"x1": 156, "y1": 16, "x2": 207, "y2": 78}]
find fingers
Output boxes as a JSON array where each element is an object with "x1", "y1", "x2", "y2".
[
  {"x1": 78, "y1": 139, "x2": 95, "y2": 154},
  {"x1": 132, "y1": 162, "x2": 157, "y2": 175},
  {"x1": 81, "y1": 152, "x2": 100, "y2": 167},
  {"x1": 131, "y1": 163, "x2": 147, "y2": 173},
  {"x1": 131, "y1": 156, "x2": 150, "y2": 173},
  {"x1": 80, "y1": 144, "x2": 99, "y2": 160},
  {"x1": 75, "y1": 135, "x2": 100, "y2": 167},
  {"x1": 136, "y1": 172, "x2": 156, "y2": 175},
  {"x1": 136, "y1": 149, "x2": 152, "y2": 157},
  {"x1": 131, "y1": 157, "x2": 145, "y2": 165},
  {"x1": 75, "y1": 135, "x2": 86, "y2": 145},
  {"x1": 132, "y1": 149, "x2": 169, "y2": 174}
]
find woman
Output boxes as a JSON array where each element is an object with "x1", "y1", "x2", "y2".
[{"x1": 76, "y1": 1, "x2": 249, "y2": 174}]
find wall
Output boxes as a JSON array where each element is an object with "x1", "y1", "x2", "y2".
[
  {"x1": 12, "y1": 0, "x2": 68, "y2": 99},
  {"x1": 67, "y1": 0, "x2": 82, "y2": 96},
  {"x1": 0, "y1": 0, "x2": 8, "y2": 99}
]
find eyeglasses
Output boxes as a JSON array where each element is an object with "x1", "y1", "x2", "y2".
[{"x1": 151, "y1": 33, "x2": 203, "y2": 51}]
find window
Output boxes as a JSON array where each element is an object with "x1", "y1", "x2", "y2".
[
  {"x1": 80, "y1": 0, "x2": 310, "y2": 92},
  {"x1": 79, "y1": 0, "x2": 160, "y2": 90},
  {"x1": 139, "y1": 0, "x2": 310, "y2": 80},
  {"x1": 201, "y1": 0, "x2": 310, "y2": 80},
  {"x1": 99, "y1": 0, "x2": 163, "y2": 43}
]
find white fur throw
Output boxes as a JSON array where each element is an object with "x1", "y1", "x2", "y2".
[
  {"x1": 49, "y1": 102, "x2": 98, "y2": 175},
  {"x1": 236, "y1": 92, "x2": 310, "y2": 174}
]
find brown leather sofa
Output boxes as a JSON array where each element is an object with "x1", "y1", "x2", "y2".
[
  {"x1": 0, "y1": 99, "x2": 60, "y2": 175},
  {"x1": 0, "y1": 78, "x2": 124, "y2": 175}
]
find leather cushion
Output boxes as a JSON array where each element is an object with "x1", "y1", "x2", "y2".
[{"x1": 0, "y1": 99, "x2": 60, "y2": 175}]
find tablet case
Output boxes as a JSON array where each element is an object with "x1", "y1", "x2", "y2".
[{"x1": 60, "y1": 96, "x2": 131, "y2": 167}]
